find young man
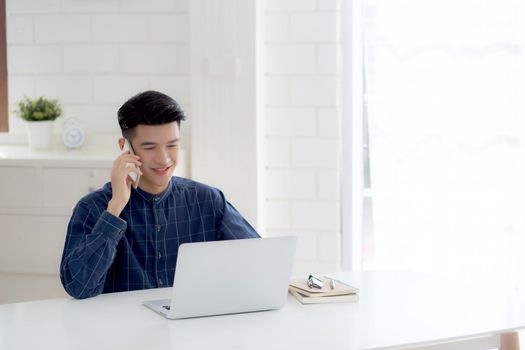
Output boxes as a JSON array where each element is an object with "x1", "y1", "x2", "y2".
[{"x1": 60, "y1": 90, "x2": 259, "y2": 299}]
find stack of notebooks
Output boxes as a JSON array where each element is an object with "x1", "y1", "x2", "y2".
[{"x1": 288, "y1": 276, "x2": 359, "y2": 304}]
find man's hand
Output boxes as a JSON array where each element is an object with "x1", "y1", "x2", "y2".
[{"x1": 107, "y1": 151, "x2": 142, "y2": 217}]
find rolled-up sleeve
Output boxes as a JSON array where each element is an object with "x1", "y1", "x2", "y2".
[{"x1": 60, "y1": 202, "x2": 126, "y2": 299}]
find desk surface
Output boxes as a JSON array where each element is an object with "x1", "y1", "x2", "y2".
[{"x1": 1, "y1": 270, "x2": 524, "y2": 350}]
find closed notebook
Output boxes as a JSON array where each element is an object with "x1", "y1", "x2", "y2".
[
  {"x1": 289, "y1": 288, "x2": 359, "y2": 304},
  {"x1": 288, "y1": 276, "x2": 359, "y2": 298}
]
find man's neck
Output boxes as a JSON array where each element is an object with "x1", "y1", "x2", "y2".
[{"x1": 138, "y1": 181, "x2": 170, "y2": 195}]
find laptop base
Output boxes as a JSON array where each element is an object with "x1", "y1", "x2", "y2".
[{"x1": 143, "y1": 299, "x2": 174, "y2": 319}]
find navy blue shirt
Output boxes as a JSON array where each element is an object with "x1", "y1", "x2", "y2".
[{"x1": 60, "y1": 176, "x2": 259, "y2": 299}]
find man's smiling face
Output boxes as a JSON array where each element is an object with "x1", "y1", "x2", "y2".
[{"x1": 129, "y1": 121, "x2": 180, "y2": 194}]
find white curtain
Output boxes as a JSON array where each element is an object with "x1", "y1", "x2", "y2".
[{"x1": 364, "y1": 0, "x2": 525, "y2": 293}]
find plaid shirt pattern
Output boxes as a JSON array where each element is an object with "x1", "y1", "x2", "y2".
[{"x1": 60, "y1": 177, "x2": 259, "y2": 299}]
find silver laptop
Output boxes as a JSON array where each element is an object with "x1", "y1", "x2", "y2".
[{"x1": 143, "y1": 236, "x2": 297, "y2": 319}]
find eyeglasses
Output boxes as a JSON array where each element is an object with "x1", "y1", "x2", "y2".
[{"x1": 307, "y1": 274, "x2": 323, "y2": 289}]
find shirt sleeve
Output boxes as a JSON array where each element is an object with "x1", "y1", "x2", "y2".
[
  {"x1": 214, "y1": 189, "x2": 260, "y2": 240},
  {"x1": 60, "y1": 201, "x2": 127, "y2": 299}
]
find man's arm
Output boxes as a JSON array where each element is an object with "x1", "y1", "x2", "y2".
[
  {"x1": 60, "y1": 148, "x2": 141, "y2": 299},
  {"x1": 60, "y1": 202, "x2": 127, "y2": 299}
]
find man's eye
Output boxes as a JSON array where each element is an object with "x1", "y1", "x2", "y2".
[
  {"x1": 143, "y1": 148, "x2": 154, "y2": 151},
  {"x1": 168, "y1": 144, "x2": 178, "y2": 148}
]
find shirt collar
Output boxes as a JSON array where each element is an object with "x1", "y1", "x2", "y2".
[{"x1": 133, "y1": 178, "x2": 173, "y2": 203}]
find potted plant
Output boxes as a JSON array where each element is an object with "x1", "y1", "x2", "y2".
[{"x1": 14, "y1": 96, "x2": 62, "y2": 149}]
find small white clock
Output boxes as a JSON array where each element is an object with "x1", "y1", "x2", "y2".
[{"x1": 62, "y1": 118, "x2": 85, "y2": 149}]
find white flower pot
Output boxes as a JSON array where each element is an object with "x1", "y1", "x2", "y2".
[{"x1": 25, "y1": 120, "x2": 54, "y2": 149}]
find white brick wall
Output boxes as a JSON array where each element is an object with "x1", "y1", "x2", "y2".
[
  {"x1": 8, "y1": 46, "x2": 62, "y2": 73},
  {"x1": 61, "y1": 0, "x2": 119, "y2": 13},
  {"x1": 318, "y1": 169, "x2": 339, "y2": 200},
  {"x1": 266, "y1": 200, "x2": 291, "y2": 230},
  {"x1": 63, "y1": 104, "x2": 117, "y2": 134},
  {"x1": 149, "y1": 14, "x2": 189, "y2": 43},
  {"x1": 266, "y1": 169, "x2": 316, "y2": 199},
  {"x1": 265, "y1": 0, "x2": 316, "y2": 12},
  {"x1": 34, "y1": 15, "x2": 91, "y2": 43},
  {"x1": 63, "y1": 45, "x2": 119, "y2": 73},
  {"x1": 290, "y1": 13, "x2": 338, "y2": 42},
  {"x1": 119, "y1": 45, "x2": 178, "y2": 73},
  {"x1": 119, "y1": 0, "x2": 184, "y2": 13},
  {"x1": 4, "y1": 0, "x2": 190, "y2": 148},
  {"x1": 265, "y1": 45, "x2": 316, "y2": 74},
  {"x1": 290, "y1": 76, "x2": 338, "y2": 106},
  {"x1": 8, "y1": 76, "x2": 35, "y2": 103},
  {"x1": 6, "y1": 16, "x2": 33, "y2": 43},
  {"x1": 35, "y1": 75, "x2": 92, "y2": 104},
  {"x1": 264, "y1": 0, "x2": 341, "y2": 274},
  {"x1": 291, "y1": 138, "x2": 339, "y2": 168},
  {"x1": 92, "y1": 76, "x2": 149, "y2": 104},
  {"x1": 318, "y1": 107, "x2": 339, "y2": 137},
  {"x1": 265, "y1": 107, "x2": 316, "y2": 137},
  {"x1": 7, "y1": 0, "x2": 60, "y2": 14},
  {"x1": 264, "y1": 13, "x2": 288, "y2": 43},
  {"x1": 291, "y1": 201, "x2": 339, "y2": 231},
  {"x1": 317, "y1": 44, "x2": 338, "y2": 74},
  {"x1": 91, "y1": 15, "x2": 148, "y2": 43},
  {"x1": 265, "y1": 138, "x2": 290, "y2": 167}
]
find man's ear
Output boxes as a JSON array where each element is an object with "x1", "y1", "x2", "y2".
[{"x1": 118, "y1": 138, "x2": 125, "y2": 150}]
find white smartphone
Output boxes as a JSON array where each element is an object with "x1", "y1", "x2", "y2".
[{"x1": 123, "y1": 139, "x2": 140, "y2": 189}]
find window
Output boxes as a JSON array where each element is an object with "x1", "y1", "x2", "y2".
[{"x1": 344, "y1": 0, "x2": 525, "y2": 294}]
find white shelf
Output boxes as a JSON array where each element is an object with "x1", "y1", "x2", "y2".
[{"x1": 0, "y1": 146, "x2": 117, "y2": 168}]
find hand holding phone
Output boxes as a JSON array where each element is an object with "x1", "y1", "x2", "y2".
[
  {"x1": 107, "y1": 139, "x2": 142, "y2": 217},
  {"x1": 123, "y1": 139, "x2": 141, "y2": 189}
]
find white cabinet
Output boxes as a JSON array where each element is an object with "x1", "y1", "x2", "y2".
[
  {"x1": 0, "y1": 164, "x2": 112, "y2": 216},
  {"x1": 0, "y1": 147, "x2": 114, "y2": 303},
  {"x1": 0, "y1": 167, "x2": 39, "y2": 208},
  {"x1": 0, "y1": 215, "x2": 71, "y2": 274},
  {"x1": 40, "y1": 167, "x2": 111, "y2": 212}
]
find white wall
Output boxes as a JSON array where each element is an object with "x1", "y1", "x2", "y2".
[
  {"x1": 189, "y1": 0, "x2": 262, "y2": 229},
  {"x1": 264, "y1": 0, "x2": 341, "y2": 274},
  {"x1": 3, "y1": 0, "x2": 191, "y2": 149}
]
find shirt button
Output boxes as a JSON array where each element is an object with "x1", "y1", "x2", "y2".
[
  {"x1": 158, "y1": 251, "x2": 162, "y2": 259},
  {"x1": 156, "y1": 225, "x2": 161, "y2": 232},
  {"x1": 159, "y1": 280, "x2": 163, "y2": 286},
  {"x1": 154, "y1": 197, "x2": 160, "y2": 202}
]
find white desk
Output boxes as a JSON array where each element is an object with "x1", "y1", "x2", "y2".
[{"x1": 1, "y1": 271, "x2": 524, "y2": 350}]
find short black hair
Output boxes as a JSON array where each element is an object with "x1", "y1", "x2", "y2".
[{"x1": 117, "y1": 90, "x2": 185, "y2": 139}]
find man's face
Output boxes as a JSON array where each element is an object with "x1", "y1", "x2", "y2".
[{"x1": 129, "y1": 122, "x2": 180, "y2": 194}]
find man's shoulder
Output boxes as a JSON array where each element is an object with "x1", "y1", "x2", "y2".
[
  {"x1": 76, "y1": 182, "x2": 112, "y2": 210},
  {"x1": 172, "y1": 176, "x2": 216, "y2": 191},
  {"x1": 172, "y1": 176, "x2": 222, "y2": 197}
]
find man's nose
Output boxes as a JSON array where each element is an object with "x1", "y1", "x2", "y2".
[{"x1": 154, "y1": 148, "x2": 170, "y2": 164}]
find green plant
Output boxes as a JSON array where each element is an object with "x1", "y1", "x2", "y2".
[{"x1": 14, "y1": 96, "x2": 62, "y2": 122}]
